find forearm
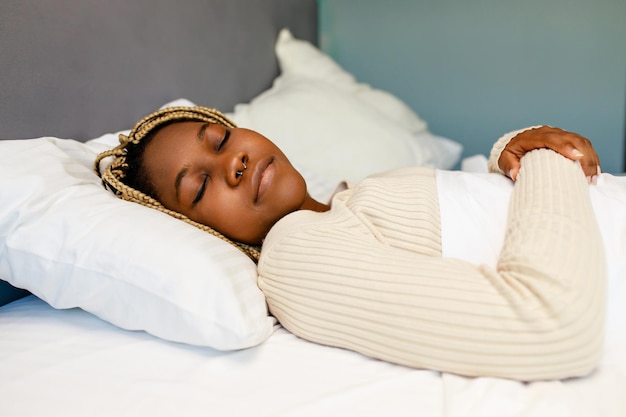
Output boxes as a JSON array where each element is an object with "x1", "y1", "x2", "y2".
[{"x1": 489, "y1": 148, "x2": 606, "y2": 377}]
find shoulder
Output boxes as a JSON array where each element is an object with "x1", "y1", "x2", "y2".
[
  {"x1": 259, "y1": 208, "x2": 349, "y2": 262},
  {"x1": 349, "y1": 167, "x2": 438, "y2": 202}
]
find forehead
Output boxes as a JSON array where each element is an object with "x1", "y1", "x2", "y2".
[
  {"x1": 146, "y1": 121, "x2": 207, "y2": 155},
  {"x1": 150, "y1": 120, "x2": 229, "y2": 146},
  {"x1": 143, "y1": 122, "x2": 201, "y2": 172},
  {"x1": 155, "y1": 120, "x2": 203, "y2": 140}
]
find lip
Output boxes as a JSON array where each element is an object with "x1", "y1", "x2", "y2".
[{"x1": 252, "y1": 157, "x2": 274, "y2": 202}]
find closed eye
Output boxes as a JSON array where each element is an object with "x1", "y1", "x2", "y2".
[
  {"x1": 217, "y1": 129, "x2": 230, "y2": 151},
  {"x1": 192, "y1": 174, "x2": 209, "y2": 206}
]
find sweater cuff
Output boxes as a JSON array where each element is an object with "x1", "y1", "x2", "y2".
[{"x1": 487, "y1": 126, "x2": 544, "y2": 174}]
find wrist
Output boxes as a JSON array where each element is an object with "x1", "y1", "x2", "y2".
[{"x1": 488, "y1": 126, "x2": 544, "y2": 174}]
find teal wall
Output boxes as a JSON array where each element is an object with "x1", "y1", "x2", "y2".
[{"x1": 319, "y1": 0, "x2": 626, "y2": 173}]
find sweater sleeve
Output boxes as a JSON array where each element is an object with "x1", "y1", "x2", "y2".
[
  {"x1": 258, "y1": 150, "x2": 605, "y2": 381},
  {"x1": 488, "y1": 125, "x2": 543, "y2": 174}
]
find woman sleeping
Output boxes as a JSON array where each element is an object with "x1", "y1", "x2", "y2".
[{"x1": 95, "y1": 106, "x2": 619, "y2": 381}]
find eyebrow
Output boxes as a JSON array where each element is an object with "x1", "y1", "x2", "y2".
[
  {"x1": 174, "y1": 123, "x2": 209, "y2": 200},
  {"x1": 196, "y1": 122, "x2": 209, "y2": 142},
  {"x1": 174, "y1": 165, "x2": 189, "y2": 202}
]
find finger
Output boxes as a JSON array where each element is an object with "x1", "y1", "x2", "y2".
[
  {"x1": 587, "y1": 164, "x2": 602, "y2": 185},
  {"x1": 544, "y1": 135, "x2": 587, "y2": 161},
  {"x1": 566, "y1": 146, "x2": 584, "y2": 160},
  {"x1": 581, "y1": 162, "x2": 601, "y2": 180},
  {"x1": 538, "y1": 130, "x2": 601, "y2": 178},
  {"x1": 498, "y1": 150, "x2": 521, "y2": 181},
  {"x1": 561, "y1": 144, "x2": 599, "y2": 178},
  {"x1": 574, "y1": 147, "x2": 601, "y2": 179}
]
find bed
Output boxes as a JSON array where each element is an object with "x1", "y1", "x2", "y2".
[{"x1": 1, "y1": 1, "x2": 625, "y2": 416}]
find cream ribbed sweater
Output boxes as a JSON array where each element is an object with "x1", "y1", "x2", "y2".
[{"x1": 257, "y1": 130, "x2": 605, "y2": 381}]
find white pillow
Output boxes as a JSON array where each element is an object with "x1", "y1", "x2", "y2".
[
  {"x1": 0, "y1": 134, "x2": 275, "y2": 350},
  {"x1": 275, "y1": 29, "x2": 429, "y2": 135},
  {"x1": 0, "y1": 26, "x2": 463, "y2": 349},
  {"x1": 226, "y1": 29, "x2": 462, "y2": 184}
]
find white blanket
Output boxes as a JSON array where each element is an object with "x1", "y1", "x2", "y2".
[{"x1": 437, "y1": 169, "x2": 626, "y2": 346}]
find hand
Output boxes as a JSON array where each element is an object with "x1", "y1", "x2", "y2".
[{"x1": 499, "y1": 126, "x2": 601, "y2": 183}]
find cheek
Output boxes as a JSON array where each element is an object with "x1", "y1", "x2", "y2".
[
  {"x1": 198, "y1": 195, "x2": 264, "y2": 243},
  {"x1": 273, "y1": 171, "x2": 308, "y2": 210}
]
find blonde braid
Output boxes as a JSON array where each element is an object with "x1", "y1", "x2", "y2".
[{"x1": 94, "y1": 106, "x2": 261, "y2": 262}]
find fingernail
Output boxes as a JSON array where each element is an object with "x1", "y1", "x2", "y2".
[
  {"x1": 591, "y1": 175, "x2": 598, "y2": 185},
  {"x1": 597, "y1": 165, "x2": 602, "y2": 175},
  {"x1": 508, "y1": 169, "x2": 516, "y2": 181},
  {"x1": 571, "y1": 149, "x2": 584, "y2": 158},
  {"x1": 586, "y1": 176, "x2": 591, "y2": 184}
]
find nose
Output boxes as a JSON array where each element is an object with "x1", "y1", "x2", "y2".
[{"x1": 226, "y1": 151, "x2": 248, "y2": 186}]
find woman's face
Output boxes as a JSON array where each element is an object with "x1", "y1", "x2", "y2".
[{"x1": 142, "y1": 121, "x2": 308, "y2": 245}]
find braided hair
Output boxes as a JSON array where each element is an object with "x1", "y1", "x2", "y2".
[{"x1": 94, "y1": 106, "x2": 261, "y2": 262}]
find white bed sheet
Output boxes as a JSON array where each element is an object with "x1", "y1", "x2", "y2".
[
  {"x1": 1, "y1": 159, "x2": 624, "y2": 417},
  {"x1": 1, "y1": 294, "x2": 624, "y2": 417}
]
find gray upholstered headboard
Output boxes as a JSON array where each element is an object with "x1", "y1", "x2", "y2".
[
  {"x1": 0, "y1": 0, "x2": 317, "y2": 307},
  {"x1": 0, "y1": 0, "x2": 317, "y2": 141}
]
